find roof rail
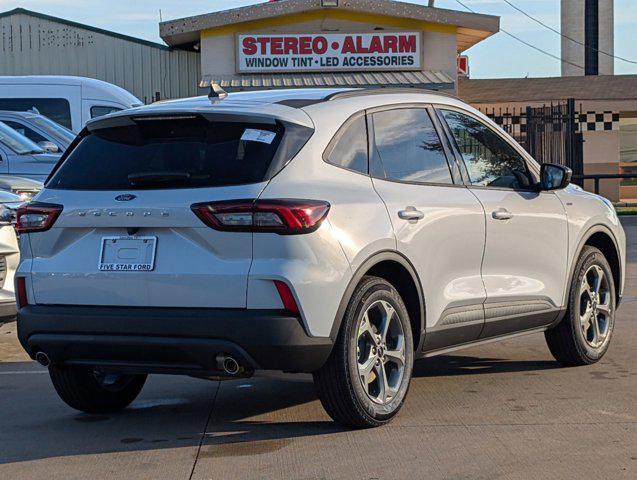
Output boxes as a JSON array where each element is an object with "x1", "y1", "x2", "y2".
[{"x1": 325, "y1": 87, "x2": 458, "y2": 102}]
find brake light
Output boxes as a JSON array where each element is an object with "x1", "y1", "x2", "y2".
[
  {"x1": 273, "y1": 280, "x2": 300, "y2": 315},
  {"x1": 15, "y1": 203, "x2": 63, "y2": 234},
  {"x1": 191, "y1": 199, "x2": 330, "y2": 235},
  {"x1": 15, "y1": 277, "x2": 28, "y2": 309}
]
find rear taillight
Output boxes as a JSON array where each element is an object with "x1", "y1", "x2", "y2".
[
  {"x1": 15, "y1": 277, "x2": 28, "y2": 309},
  {"x1": 191, "y1": 199, "x2": 330, "y2": 235},
  {"x1": 15, "y1": 203, "x2": 63, "y2": 234}
]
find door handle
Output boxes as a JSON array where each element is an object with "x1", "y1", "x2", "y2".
[
  {"x1": 398, "y1": 207, "x2": 425, "y2": 221},
  {"x1": 492, "y1": 208, "x2": 513, "y2": 221}
]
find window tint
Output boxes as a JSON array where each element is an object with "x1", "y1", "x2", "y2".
[
  {"x1": 46, "y1": 117, "x2": 313, "y2": 190},
  {"x1": 3, "y1": 121, "x2": 47, "y2": 144},
  {"x1": 325, "y1": 115, "x2": 368, "y2": 173},
  {"x1": 0, "y1": 98, "x2": 72, "y2": 129},
  {"x1": 441, "y1": 110, "x2": 532, "y2": 190},
  {"x1": 91, "y1": 106, "x2": 123, "y2": 119},
  {"x1": 371, "y1": 108, "x2": 452, "y2": 184}
]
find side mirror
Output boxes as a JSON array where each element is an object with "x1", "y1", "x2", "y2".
[
  {"x1": 540, "y1": 163, "x2": 572, "y2": 191},
  {"x1": 37, "y1": 141, "x2": 59, "y2": 153}
]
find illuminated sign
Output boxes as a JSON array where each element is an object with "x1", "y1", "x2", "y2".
[{"x1": 237, "y1": 32, "x2": 421, "y2": 73}]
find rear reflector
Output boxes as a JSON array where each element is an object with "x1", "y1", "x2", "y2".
[
  {"x1": 15, "y1": 203, "x2": 63, "y2": 234},
  {"x1": 15, "y1": 277, "x2": 28, "y2": 309},
  {"x1": 191, "y1": 199, "x2": 330, "y2": 235},
  {"x1": 273, "y1": 280, "x2": 300, "y2": 315}
]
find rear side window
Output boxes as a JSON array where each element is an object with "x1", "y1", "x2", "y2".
[
  {"x1": 325, "y1": 115, "x2": 368, "y2": 174},
  {"x1": 371, "y1": 108, "x2": 453, "y2": 184},
  {"x1": 47, "y1": 116, "x2": 310, "y2": 190},
  {"x1": 0, "y1": 98, "x2": 72, "y2": 130}
]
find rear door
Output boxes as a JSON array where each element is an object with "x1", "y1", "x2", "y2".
[
  {"x1": 438, "y1": 108, "x2": 568, "y2": 337},
  {"x1": 28, "y1": 114, "x2": 310, "y2": 308},
  {"x1": 368, "y1": 105, "x2": 487, "y2": 352}
]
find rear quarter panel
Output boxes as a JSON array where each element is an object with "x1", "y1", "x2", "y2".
[{"x1": 255, "y1": 102, "x2": 396, "y2": 337}]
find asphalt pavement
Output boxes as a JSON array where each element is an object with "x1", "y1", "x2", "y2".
[{"x1": 0, "y1": 218, "x2": 635, "y2": 480}]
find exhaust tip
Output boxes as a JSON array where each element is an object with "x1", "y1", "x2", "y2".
[
  {"x1": 35, "y1": 351, "x2": 50, "y2": 367},
  {"x1": 223, "y1": 357, "x2": 240, "y2": 375},
  {"x1": 216, "y1": 354, "x2": 241, "y2": 376}
]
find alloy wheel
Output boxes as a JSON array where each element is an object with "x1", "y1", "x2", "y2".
[
  {"x1": 356, "y1": 300, "x2": 406, "y2": 405},
  {"x1": 579, "y1": 264, "x2": 612, "y2": 349}
]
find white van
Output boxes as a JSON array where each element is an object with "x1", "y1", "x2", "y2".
[{"x1": 0, "y1": 76, "x2": 143, "y2": 133}]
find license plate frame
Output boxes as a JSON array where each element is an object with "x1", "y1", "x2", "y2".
[{"x1": 98, "y1": 236, "x2": 157, "y2": 272}]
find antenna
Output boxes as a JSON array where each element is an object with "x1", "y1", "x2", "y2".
[
  {"x1": 159, "y1": 9, "x2": 163, "y2": 22},
  {"x1": 208, "y1": 83, "x2": 228, "y2": 100}
]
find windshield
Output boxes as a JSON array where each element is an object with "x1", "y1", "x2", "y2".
[
  {"x1": 47, "y1": 116, "x2": 313, "y2": 190},
  {"x1": 30, "y1": 115, "x2": 75, "y2": 144},
  {"x1": 0, "y1": 121, "x2": 45, "y2": 154}
]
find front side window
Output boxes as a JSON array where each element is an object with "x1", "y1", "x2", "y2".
[
  {"x1": 325, "y1": 115, "x2": 368, "y2": 174},
  {"x1": 441, "y1": 109, "x2": 532, "y2": 190},
  {"x1": 3, "y1": 121, "x2": 48, "y2": 144},
  {"x1": 0, "y1": 121, "x2": 45, "y2": 155},
  {"x1": 0, "y1": 98, "x2": 72, "y2": 129},
  {"x1": 371, "y1": 108, "x2": 453, "y2": 184},
  {"x1": 91, "y1": 106, "x2": 123, "y2": 119}
]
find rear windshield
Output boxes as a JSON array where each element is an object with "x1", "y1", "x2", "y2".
[{"x1": 46, "y1": 116, "x2": 309, "y2": 190}]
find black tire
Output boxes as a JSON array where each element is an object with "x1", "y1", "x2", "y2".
[
  {"x1": 545, "y1": 246, "x2": 616, "y2": 366},
  {"x1": 313, "y1": 276, "x2": 414, "y2": 428},
  {"x1": 49, "y1": 366, "x2": 147, "y2": 414}
]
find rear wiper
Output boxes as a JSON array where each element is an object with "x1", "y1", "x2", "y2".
[{"x1": 128, "y1": 171, "x2": 191, "y2": 186}]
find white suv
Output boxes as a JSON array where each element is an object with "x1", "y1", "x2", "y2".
[{"x1": 14, "y1": 88, "x2": 626, "y2": 428}]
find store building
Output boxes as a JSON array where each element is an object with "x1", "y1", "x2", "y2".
[
  {"x1": 160, "y1": 0, "x2": 499, "y2": 92},
  {"x1": 459, "y1": 75, "x2": 637, "y2": 203}
]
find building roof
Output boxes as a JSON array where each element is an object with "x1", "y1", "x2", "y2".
[
  {"x1": 459, "y1": 75, "x2": 637, "y2": 104},
  {"x1": 200, "y1": 70, "x2": 454, "y2": 91},
  {"x1": 0, "y1": 7, "x2": 172, "y2": 51},
  {"x1": 160, "y1": 0, "x2": 499, "y2": 52}
]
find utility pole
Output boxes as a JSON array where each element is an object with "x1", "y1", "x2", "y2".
[{"x1": 428, "y1": 0, "x2": 435, "y2": 6}]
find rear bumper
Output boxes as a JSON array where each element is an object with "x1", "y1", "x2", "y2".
[{"x1": 17, "y1": 305, "x2": 333, "y2": 375}]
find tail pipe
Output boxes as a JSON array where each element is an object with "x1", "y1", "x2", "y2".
[
  {"x1": 216, "y1": 354, "x2": 241, "y2": 376},
  {"x1": 35, "y1": 351, "x2": 50, "y2": 367}
]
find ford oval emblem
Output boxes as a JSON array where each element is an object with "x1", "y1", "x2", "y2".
[{"x1": 115, "y1": 194, "x2": 137, "y2": 202}]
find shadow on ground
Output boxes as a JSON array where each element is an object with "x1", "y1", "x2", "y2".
[{"x1": 0, "y1": 352, "x2": 565, "y2": 465}]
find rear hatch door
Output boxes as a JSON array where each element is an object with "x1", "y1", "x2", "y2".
[{"x1": 27, "y1": 110, "x2": 312, "y2": 308}]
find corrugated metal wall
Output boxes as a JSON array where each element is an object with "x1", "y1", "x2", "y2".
[{"x1": 0, "y1": 12, "x2": 202, "y2": 103}]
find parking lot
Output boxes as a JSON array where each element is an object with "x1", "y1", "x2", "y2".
[{"x1": 0, "y1": 218, "x2": 634, "y2": 480}]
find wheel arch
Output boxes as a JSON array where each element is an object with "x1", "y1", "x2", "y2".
[
  {"x1": 330, "y1": 251, "x2": 426, "y2": 354},
  {"x1": 567, "y1": 225, "x2": 622, "y2": 305}
]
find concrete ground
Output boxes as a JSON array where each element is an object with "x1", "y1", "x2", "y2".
[{"x1": 1, "y1": 220, "x2": 636, "y2": 480}]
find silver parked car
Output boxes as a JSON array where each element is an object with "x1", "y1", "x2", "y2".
[
  {"x1": 0, "y1": 121, "x2": 60, "y2": 181},
  {"x1": 0, "y1": 190, "x2": 21, "y2": 321},
  {"x1": 0, "y1": 110, "x2": 75, "y2": 154},
  {"x1": 15, "y1": 88, "x2": 626, "y2": 428},
  {"x1": 0, "y1": 175, "x2": 43, "y2": 202}
]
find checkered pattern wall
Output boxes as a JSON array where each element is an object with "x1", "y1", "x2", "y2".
[
  {"x1": 577, "y1": 112, "x2": 620, "y2": 132},
  {"x1": 484, "y1": 110, "x2": 620, "y2": 135}
]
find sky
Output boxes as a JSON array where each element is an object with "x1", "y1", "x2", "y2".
[{"x1": 0, "y1": 0, "x2": 636, "y2": 79}]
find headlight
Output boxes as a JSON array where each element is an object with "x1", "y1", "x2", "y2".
[{"x1": 13, "y1": 190, "x2": 35, "y2": 202}]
